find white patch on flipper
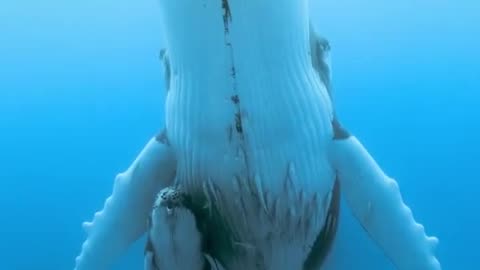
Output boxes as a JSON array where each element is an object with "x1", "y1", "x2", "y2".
[
  {"x1": 329, "y1": 136, "x2": 441, "y2": 270},
  {"x1": 74, "y1": 137, "x2": 176, "y2": 270}
]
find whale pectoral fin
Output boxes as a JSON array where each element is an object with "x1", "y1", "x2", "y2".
[
  {"x1": 75, "y1": 134, "x2": 177, "y2": 270},
  {"x1": 329, "y1": 135, "x2": 441, "y2": 270}
]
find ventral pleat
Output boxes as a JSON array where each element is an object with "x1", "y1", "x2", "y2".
[{"x1": 254, "y1": 174, "x2": 269, "y2": 215}]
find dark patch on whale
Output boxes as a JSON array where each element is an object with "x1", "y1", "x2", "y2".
[
  {"x1": 231, "y1": 95, "x2": 240, "y2": 104},
  {"x1": 310, "y1": 34, "x2": 332, "y2": 93},
  {"x1": 309, "y1": 28, "x2": 351, "y2": 141},
  {"x1": 160, "y1": 49, "x2": 171, "y2": 92},
  {"x1": 332, "y1": 117, "x2": 351, "y2": 140},
  {"x1": 221, "y1": 0, "x2": 232, "y2": 33},
  {"x1": 234, "y1": 112, "x2": 243, "y2": 134},
  {"x1": 303, "y1": 178, "x2": 340, "y2": 270},
  {"x1": 155, "y1": 129, "x2": 170, "y2": 145}
]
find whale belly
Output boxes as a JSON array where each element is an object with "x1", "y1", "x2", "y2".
[
  {"x1": 175, "y1": 137, "x2": 335, "y2": 269},
  {"x1": 167, "y1": 87, "x2": 335, "y2": 269},
  {"x1": 163, "y1": 20, "x2": 336, "y2": 265}
]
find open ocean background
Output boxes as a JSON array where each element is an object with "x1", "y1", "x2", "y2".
[{"x1": 1, "y1": 0, "x2": 478, "y2": 269}]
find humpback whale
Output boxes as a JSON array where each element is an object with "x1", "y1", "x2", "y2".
[{"x1": 74, "y1": 1, "x2": 440, "y2": 269}]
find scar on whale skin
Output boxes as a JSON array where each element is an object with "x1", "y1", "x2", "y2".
[
  {"x1": 231, "y1": 95, "x2": 240, "y2": 104},
  {"x1": 221, "y1": 0, "x2": 232, "y2": 33},
  {"x1": 234, "y1": 112, "x2": 243, "y2": 134}
]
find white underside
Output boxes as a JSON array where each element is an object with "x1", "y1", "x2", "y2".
[
  {"x1": 161, "y1": 1, "x2": 336, "y2": 268},
  {"x1": 74, "y1": 1, "x2": 441, "y2": 269}
]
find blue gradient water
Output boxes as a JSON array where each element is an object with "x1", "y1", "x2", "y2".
[{"x1": 0, "y1": 1, "x2": 478, "y2": 269}]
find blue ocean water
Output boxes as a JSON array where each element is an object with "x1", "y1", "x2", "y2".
[{"x1": 0, "y1": 0, "x2": 478, "y2": 269}]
